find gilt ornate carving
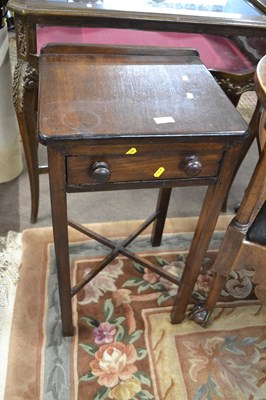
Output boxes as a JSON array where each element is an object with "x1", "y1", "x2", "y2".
[
  {"x1": 215, "y1": 76, "x2": 254, "y2": 97},
  {"x1": 13, "y1": 60, "x2": 39, "y2": 113},
  {"x1": 16, "y1": 17, "x2": 27, "y2": 57}
]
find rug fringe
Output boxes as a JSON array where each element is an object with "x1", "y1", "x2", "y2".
[
  {"x1": 0, "y1": 231, "x2": 21, "y2": 304},
  {"x1": 0, "y1": 230, "x2": 22, "y2": 400}
]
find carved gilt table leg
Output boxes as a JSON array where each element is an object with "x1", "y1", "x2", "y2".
[{"x1": 13, "y1": 59, "x2": 39, "y2": 223}]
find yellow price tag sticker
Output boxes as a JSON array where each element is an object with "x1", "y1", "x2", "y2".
[
  {"x1": 154, "y1": 167, "x2": 165, "y2": 178},
  {"x1": 125, "y1": 148, "x2": 137, "y2": 155}
]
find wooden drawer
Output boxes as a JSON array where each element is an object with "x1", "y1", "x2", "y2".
[{"x1": 66, "y1": 142, "x2": 224, "y2": 185}]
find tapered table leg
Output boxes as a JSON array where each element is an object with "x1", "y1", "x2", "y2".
[
  {"x1": 151, "y1": 188, "x2": 172, "y2": 247},
  {"x1": 47, "y1": 146, "x2": 74, "y2": 336},
  {"x1": 171, "y1": 144, "x2": 246, "y2": 324}
]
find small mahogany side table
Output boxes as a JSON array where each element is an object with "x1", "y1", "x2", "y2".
[{"x1": 38, "y1": 44, "x2": 248, "y2": 336}]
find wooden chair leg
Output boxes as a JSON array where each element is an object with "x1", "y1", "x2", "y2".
[
  {"x1": 221, "y1": 130, "x2": 256, "y2": 212},
  {"x1": 188, "y1": 214, "x2": 248, "y2": 327},
  {"x1": 151, "y1": 188, "x2": 172, "y2": 247},
  {"x1": 189, "y1": 274, "x2": 227, "y2": 327},
  {"x1": 221, "y1": 99, "x2": 260, "y2": 213}
]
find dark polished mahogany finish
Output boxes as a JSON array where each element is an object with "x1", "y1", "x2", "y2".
[
  {"x1": 8, "y1": 0, "x2": 266, "y2": 223},
  {"x1": 38, "y1": 44, "x2": 248, "y2": 336}
]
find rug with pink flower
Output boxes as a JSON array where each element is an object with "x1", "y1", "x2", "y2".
[{"x1": 4, "y1": 217, "x2": 266, "y2": 400}]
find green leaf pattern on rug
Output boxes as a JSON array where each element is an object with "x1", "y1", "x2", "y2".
[
  {"x1": 122, "y1": 254, "x2": 220, "y2": 305},
  {"x1": 122, "y1": 255, "x2": 185, "y2": 305},
  {"x1": 103, "y1": 299, "x2": 114, "y2": 321},
  {"x1": 78, "y1": 252, "x2": 256, "y2": 311},
  {"x1": 80, "y1": 299, "x2": 154, "y2": 400}
]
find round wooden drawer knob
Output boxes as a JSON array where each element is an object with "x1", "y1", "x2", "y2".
[
  {"x1": 183, "y1": 156, "x2": 202, "y2": 177},
  {"x1": 90, "y1": 161, "x2": 111, "y2": 183}
]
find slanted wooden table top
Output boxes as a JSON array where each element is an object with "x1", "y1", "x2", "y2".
[{"x1": 38, "y1": 45, "x2": 247, "y2": 144}]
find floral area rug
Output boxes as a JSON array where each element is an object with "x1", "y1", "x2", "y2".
[{"x1": 4, "y1": 217, "x2": 266, "y2": 400}]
